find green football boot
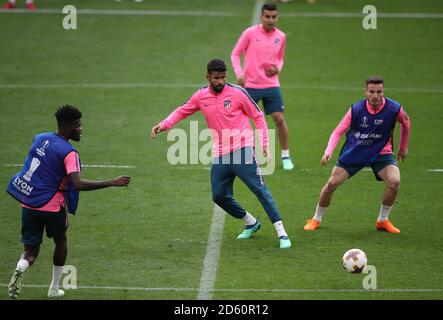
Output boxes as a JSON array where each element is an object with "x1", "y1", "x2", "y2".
[
  {"x1": 279, "y1": 236, "x2": 292, "y2": 249},
  {"x1": 237, "y1": 220, "x2": 261, "y2": 239},
  {"x1": 282, "y1": 157, "x2": 294, "y2": 171}
]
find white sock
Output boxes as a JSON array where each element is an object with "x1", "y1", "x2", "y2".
[
  {"x1": 50, "y1": 265, "x2": 64, "y2": 290},
  {"x1": 273, "y1": 220, "x2": 288, "y2": 238},
  {"x1": 377, "y1": 205, "x2": 392, "y2": 222},
  {"x1": 16, "y1": 259, "x2": 29, "y2": 272},
  {"x1": 25, "y1": 0, "x2": 33, "y2": 4},
  {"x1": 9, "y1": 0, "x2": 16, "y2": 4},
  {"x1": 313, "y1": 204, "x2": 327, "y2": 222},
  {"x1": 242, "y1": 212, "x2": 257, "y2": 226},
  {"x1": 281, "y1": 149, "x2": 290, "y2": 158}
]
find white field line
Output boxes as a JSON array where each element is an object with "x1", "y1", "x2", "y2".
[
  {"x1": 0, "y1": 283, "x2": 441, "y2": 294},
  {"x1": 197, "y1": 205, "x2": 226, "y2": 300},
  {"x1": 281, "y1": 12, "x2": 443, "y2": 19},
  {"x1": 3, "y1": 164, "x2": 442, "y2": 173},
  {"x1": 1, "y1": 164, "x2": 136, "y2": 169},
  {"x1": 0, "y1": 8, "x2": 234, "y2": 17},
  {"x1": 1, "y1": 8, "x2": 442, "y2": 19},
  {"x1": 0, "y1": 83, "x2": 442, "y2": 94}
]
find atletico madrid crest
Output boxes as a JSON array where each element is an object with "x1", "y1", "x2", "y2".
[{"x1": 224, "y1": 100, "x2": 231, "y2": 110}]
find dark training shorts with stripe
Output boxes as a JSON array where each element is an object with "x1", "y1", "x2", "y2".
[
  {"x1": 245, "y1": 87, "x2": 284, "y2": 115},
  {"x1": 336, "y1": 154, "x2": 398, "y2": 181},
  {"x1": 21, "y1": 206, "x2": 68, "y2": 246}
]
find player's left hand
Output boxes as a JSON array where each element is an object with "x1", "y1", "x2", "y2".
[
  {"x1": 262, "y1": 146, "x2": 271, "y2": 163},
  {"x1": 397, "y1": 149, "x2": 408, "y2": 162},
  {"x1": 151, "y1": 123, "x2": 165, "y2": 139},
  {"x1": 265, "y1": 65, "x2": 279, "y2": 77}
]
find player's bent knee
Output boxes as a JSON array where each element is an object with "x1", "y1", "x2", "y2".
[
  {"x1": 326, "y1": 180, "x2": 340, "y2": 192},
  {"x1": 273, "y1": 116, "x2": 285, "y2": 126},
  {"x1": 388, "y1": 179, "x2": 400, "y2": 190}
]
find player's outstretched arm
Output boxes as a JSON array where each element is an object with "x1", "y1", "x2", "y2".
[{"x1": 69, "y1": 172, "x2": 131, "y2": 191}]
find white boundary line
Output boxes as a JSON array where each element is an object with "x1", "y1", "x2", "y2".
[
  {"x1": 3, "y1": 164, "x2": 443, "y2": 173},
  {"x1": 0, "y1": 8, "x2": 234, "y2": 17},
  {"x1": 281, "y1": 12, "x2": 443, "y2": 19},
  {"x1": 197, "y1": 205, "x2": 226, "y2": 300},
  {"x1": 1, "y1": 164, "x2": 136, "y2": 169},
  {"x1": 1, "y1": 8, "x2": 443, "y2": 19},
  {"x1": 1, "y1": 83, "x2": 442, "y2": 94},
  {"x1": 0, "y1": 283, "x2": 441, "y2": 294}
]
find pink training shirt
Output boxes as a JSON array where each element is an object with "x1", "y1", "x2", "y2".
[
  {"x1": 160, "y1": 83, "x2": 268, "y2": 157},
  {"x1": 231, "y1": 24, "x2": 286, "y2": 89},
  {"x1": 22, "y1": 150, "x2": 81, "y2": 213},
  {"x1": 325, "y1": 98, "x2": 411, "y2": 156}
]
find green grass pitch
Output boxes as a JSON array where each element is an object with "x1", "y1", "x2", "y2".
[{"x1": 0, "y1": 0, "x2": 442, "y2": 300}]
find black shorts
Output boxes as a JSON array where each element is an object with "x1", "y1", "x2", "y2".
[{"x1": 21, "y1": 207, "x2": 68, "y2": 246}]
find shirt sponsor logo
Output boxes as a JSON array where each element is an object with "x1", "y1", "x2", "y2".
[
  {"x1": 374, "y1": 119, "x2": 383, "y2": 125},
  {"x1": 12, "y1": 176, "x2": 34, "y2": 196},
  {"x1": 354, "y1": 131, "x2": 382, "y2": 140}
]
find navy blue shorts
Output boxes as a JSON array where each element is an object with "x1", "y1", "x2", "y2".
[
  {"x1": 336, "y1": 154, "x2": 398, "y2": 181},
  {"x1": 21, "y1": 207, "x2": 68, "y2": 246},
  {"x1": 245, "y1": 87, "x2": 284, "y2": 115}
]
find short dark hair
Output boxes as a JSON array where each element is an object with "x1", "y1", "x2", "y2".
[
  {"x1": 55, "y1": 104, "x2": 82, "y2": 129},
  {"x1": 262, "y1": 3, "x2": 277, "y2": 14},
  {"x1": 207, "y1": 59, "x2": 227, "y2": 74},
  {"x1": 366, "y1": 75, "x2": 384, "y2": 86}
]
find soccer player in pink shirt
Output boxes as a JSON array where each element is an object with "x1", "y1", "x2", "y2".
[
  {"x1": 151, "y1": 59, "x2": 291, "y2": 249},
  {"x1": 231, "y1": 3, "x2": 294, "y2": 170},
  {"x1": 303, "y1": 76, "x2": 410, "y2": 233},
  {"x1": 7, "y1": 105, "x2": 131, "y2": 299}
]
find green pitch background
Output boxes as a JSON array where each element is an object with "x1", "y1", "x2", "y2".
[{"x1": 0, "y1": 0, "x2": 442, "y2": 300}]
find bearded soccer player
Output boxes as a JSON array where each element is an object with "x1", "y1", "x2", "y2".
[
  {"x1": 151, "y1": 59, "x2": 291, "y2": 249},
  {"x1": 7, "y1": 105, "x2": 131, "y2": 299},
  {"x1": 303, "y1": 76, "x2": 410, "y2": 233}
]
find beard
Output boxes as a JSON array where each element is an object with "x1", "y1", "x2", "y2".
[{"x1": 212, "y1": 84, "x2": 225, "y2": 93}]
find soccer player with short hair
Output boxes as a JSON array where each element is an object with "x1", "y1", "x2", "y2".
[
  {"x1": 231, "y1": 3, "x2": 294, "y2": 170},
  {"x1": 7, "y1": 105, "x2": 131, "y2": 299},
  {"x1": 303, "y1": 76, "x2": 410, "y2": 233},
  {"x1": 151, "y1": 59, "x2": 291, "y2": 249}
]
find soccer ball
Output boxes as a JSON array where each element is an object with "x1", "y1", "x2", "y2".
[{"x1": 342, "y1": 249, "x2": 367, "y2": 273}]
